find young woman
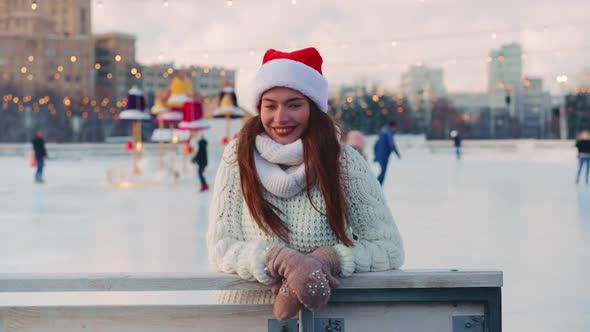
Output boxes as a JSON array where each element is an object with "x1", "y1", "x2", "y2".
[{"x1": 207, "y1": 47, "x2": 404, "y2": 320}]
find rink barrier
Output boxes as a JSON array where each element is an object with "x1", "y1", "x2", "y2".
[
  {"x1": 0, "y1": 139, "x2": 575, "y2": 157},
  {"x1": 0, "y1": 270, "x2": 502, "y2": 332}
]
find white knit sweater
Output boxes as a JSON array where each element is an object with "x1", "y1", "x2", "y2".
[{"x1": 207, "y1": 139, "x2": 404, "y2": 304}]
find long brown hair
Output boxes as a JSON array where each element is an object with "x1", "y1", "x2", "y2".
[{"x1": 237, "y1": 103, "x2": 353, "y2": 247}]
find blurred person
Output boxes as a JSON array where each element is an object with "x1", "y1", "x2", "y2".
[
  {"x1": 192, "y1": 135, "x2": 209, "y2": 192},
  {"x1": 373, "y1": 121, "x2": 401, "y2": 185},
  {"x1": 575, "y1": 130, "x2": 590, "y2": 184},
  {"x1": 31, "y1": 132, "x2": 48, "y2": 183},
  {"x1": 450, "y1": 130, "x2": 462, "y2": 160},
  {"x1": 344, "y1": 130, "x2": 367, "y2": 159}
]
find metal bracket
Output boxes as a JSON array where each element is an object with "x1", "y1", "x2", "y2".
[
  {"x1": 268, "y1": 319, "x2": 298, "y2": 332},
  {"x1": 268, "y1": 318, "x2": 345, "y2": 332},
  {"x1": 453, "y1": 315, "x2": 485, "y2": 332}
]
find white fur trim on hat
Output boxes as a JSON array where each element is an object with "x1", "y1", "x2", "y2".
[{"x1": 252, "y1": 59, "x2": 328, "y2": 114}]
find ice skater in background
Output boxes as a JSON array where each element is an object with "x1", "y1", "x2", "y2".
[
  {"x1": 450, "y1": 130, "x2": 462, "y2": 160},
  {"x1": 31, "y1": 132, "x2": 48, "y2": 183},
  {"x1": 575, "y1": 130, "x2": 590, "y2": 184},
  {"x1": 192, "y1": 136, "x2": 209, "y2": 192},
  {"x1": 373, "y1": 121, "x2": 401, "y2": 185}
]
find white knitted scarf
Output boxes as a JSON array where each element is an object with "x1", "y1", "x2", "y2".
[{"x1": 254, "y1": 134, "x2": 306, "y2": 198}]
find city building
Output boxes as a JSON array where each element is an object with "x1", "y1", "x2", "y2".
[
  {"x1": 518, "y1": 77, "x2": 552, "y2": 138},
  {"x1": 94, "y1": 33, "x2": 138, "y2": 102},
  {"x1": 401, "y1": 65, "x2": 447, "y2": 131},
  {"x1": 0, "y1": 0, "x2": 95, "y2": 98},
  {"x1": 401, "y1": 65, "x2": 447, "y2": 102},
  {"x1": 488, "y1": 43, "x2": 524, "y2": 120}
]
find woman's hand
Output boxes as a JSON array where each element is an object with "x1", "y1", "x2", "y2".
[{"x1": 265, "y1": 246, "x2": 340, "y2": 312}]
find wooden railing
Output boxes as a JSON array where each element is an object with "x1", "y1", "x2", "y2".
[{"x1": 0, "y1": 269, "x2": 502, "y2": 332}]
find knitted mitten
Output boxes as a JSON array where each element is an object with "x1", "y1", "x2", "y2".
[
  {"x1": 265, "y1": 246, "x2": 340, "y2": 312},
  {"x1": 270, "y1": 279, "x2": 303, "y2": 320},
  {"x1": 308, "y1": 246, "x2": 341, "y2": 281},
  {"x1": 270, "y1": 246, "x2": 342, "y2": 319}
]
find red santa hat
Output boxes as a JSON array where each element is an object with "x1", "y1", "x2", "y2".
[{"x1": 252, "y1": 47, "x2": 328, "y2": 113}]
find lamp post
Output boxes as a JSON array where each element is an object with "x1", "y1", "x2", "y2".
[
  {"x1": 150, "y1": 98, "x2": 169, "y2": 171},
  {"x1": 556, "y1": 75, "x2": 569, "y2": 140}
]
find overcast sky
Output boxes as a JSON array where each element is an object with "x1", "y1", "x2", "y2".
[{"x1": 93, "y1": 0, "x2": 590, "y2": 104}]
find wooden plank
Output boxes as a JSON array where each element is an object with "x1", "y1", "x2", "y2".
[
  {"x1": 0, "y1": 303, "x2": 484, "y2": 332},
  {"x1": 0, "y1": 270, "x2": 502, "y2": 293},
  {"x1": 0, "y1": 273, "x2": 267, "y2": 293},
  {"x1": 0, "y1": 306, "x2": 273, "y2": 332},
  {"x1": 340, "y1": 270, "x2": 503, "y2": 289}
]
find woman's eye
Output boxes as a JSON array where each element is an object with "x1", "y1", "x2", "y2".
[{"x1": 289, "y1": 104, "x2": 302, "y2": 108}]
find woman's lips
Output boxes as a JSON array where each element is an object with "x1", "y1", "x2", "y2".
[{"x1": 273, "y1": 126, "x2": 296, "y2": 136}]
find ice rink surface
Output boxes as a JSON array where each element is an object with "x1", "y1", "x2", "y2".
[{"x1": 1, "y1": 134, "x2": 589, "y2": 331}]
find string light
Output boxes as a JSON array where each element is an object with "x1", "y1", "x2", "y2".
[
  {"x1": 1, "y1": 92, "x2": 124, "y2": 121},
  {"x1": 174, "y1": 20, "x2": 590, "y2": 56},
  {"x1": 70, "y1": 55, "x2": 77, "y2": 63},
  {"x1": 31, "y1": 0, "x2": 38, "y2": 11},
  {"x1": 226, "y1": 0, "x2": 233, "y2": 7},
  {"x1": 291, "y1": 0, "x2": 297, "y2": 4},
  {"x1": 115, "y1": 54, "x2": 122, "y2": 62},
  {"x1": 391, "y1": 41, "x2": 398, "y2": 47},
  {"x1": 97, "y1": 0, "x2": 103, "y2": 9},
  {"x1": 1, "y1": 21, "x2": 588, "y2": 113},
  {"x1": 163, "y1": 0, "x2": 169, "y2": 7}
]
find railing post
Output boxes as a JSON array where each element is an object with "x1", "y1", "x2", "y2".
[
  {"x1": 485, "y1": 287, "x2": 502, "y2": 332},
  {"x1": 298, "y1": 308, "x2": 314, "y2": 332}
]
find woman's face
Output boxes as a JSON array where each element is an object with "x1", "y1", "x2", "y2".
[{"x1": 260, "y1": 87, "x2": 311, "y2": 145}]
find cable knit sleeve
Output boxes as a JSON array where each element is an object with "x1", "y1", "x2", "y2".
[
  {"x1": 335, "y1": 145, "x2": 405, "y2": 277},
  {"x1": 206, "y1": 140, "x2": 273, "y2": 285}
]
